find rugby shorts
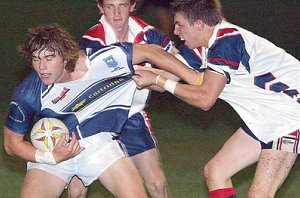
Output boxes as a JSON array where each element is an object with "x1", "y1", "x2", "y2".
[
  {"x1": 27, "y1": 132, "x2": 126, "y2": 186},
  {"x1": 242, "y1": 124, "x2": 300, "y2": 153},
  {"x1": 120, "y1": 111, "x2": 158, "y2": 157}
]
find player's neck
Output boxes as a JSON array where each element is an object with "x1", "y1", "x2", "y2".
[
  {"x1": 114, "y1": 26, "x2": 129, "y2": 42},
  {"x1": 68, "y1": 52, "x2": 88, "y2": 81}
]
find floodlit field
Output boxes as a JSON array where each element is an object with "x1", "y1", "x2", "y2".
[{"x1": 0, "y1": 1, "x2": 299, "y2": 197}]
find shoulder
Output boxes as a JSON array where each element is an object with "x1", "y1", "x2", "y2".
[
  {"x1": 14, "y1": 72, "x2": 43, "y2": 95},
  {"x1": 86, "y1": 43, "x2": 133, "y2": 59},
  {"x1": 83, "y1": 22, "x2": 105, "y2": 39},
  {"x1": 130, "y1": 16, "x2": 150, "y2": 28}
]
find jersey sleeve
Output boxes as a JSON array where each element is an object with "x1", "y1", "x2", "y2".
[
  {"x1": 178, "y1": 45, "x2": 205, "y2": 72},
  {"x1": 134, "y1": 27, "x2": 173, "y2": 53},
  {"x1": 207, "y1": 28, "x2": 250, "y2": 82},
  {"x1": 4, "y1": 72, "x2": 42, "y2": 134},
  {"x1": 79, "y1": 23, "x2": 106, "y2": 52}
]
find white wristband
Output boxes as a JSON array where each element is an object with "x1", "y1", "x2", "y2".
[
  {"x1": 164, "y1": 79, "x2": 177, "y2": 94},
  {"x1": 35, "y1": 149, "x2": 57, "y2": 165}
]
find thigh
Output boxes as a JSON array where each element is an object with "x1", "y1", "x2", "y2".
[
  {"x1": 131, "y1": 148, "x2": 166, "y2": 183},
  {"x1": 98, "y1": 157, "x2": 147, "y2": 198},
  {"x1": 20, "y1": 169, "x2": 66, "y2": 198},
  {"x1": 208, "y1": 127, "x2": 261, "y2": 179}
]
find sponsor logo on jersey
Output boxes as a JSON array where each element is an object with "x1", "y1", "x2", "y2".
[
  {"x1": 104, "y1": 55, "x2": 124, "y2": 72},
  {"x1": 72, "y1": 99, "x2": 86, "y2": 112},
  {"x1": 63, "y1": 76, "x2": 131, "y2": 113},
  {"x1": 52, "y1": 87, "x2": 70, "y2": 104}
]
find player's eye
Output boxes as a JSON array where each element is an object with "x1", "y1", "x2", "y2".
[
  {"x1": 119, "y1": 4, "x2": 128, "y2": 9},
  {"x1": 46, "y1": 56, "x2": 55, "y2": 61},
  {"x1": 106, "y1": 5, "x2": 113, "y2": 10}
]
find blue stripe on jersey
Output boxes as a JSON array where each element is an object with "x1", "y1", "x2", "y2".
[
  {"x1": 36, "y1": 108, "x2": 129, "y2": 139},
  {"x1": 61, "y1": 76, "x2": 133, "y2": 112},
  {"x1": 179, "y1": 45, "x2": 205, "y2": 72},
  {"x1": 208, "y1": 30, "x2": 250, "y2": 72},
  {"x1": 77, "y1": 108, "x2": 129, "y2": 138}
]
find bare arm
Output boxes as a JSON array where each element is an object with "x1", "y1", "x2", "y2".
[
  {"x1": 134, "y1": 65, "x2": 181, "y2": 92},
  {"x1": 132, "y1": 44, "x2": 199, "y2": 85},
  {"x1": 133, "y1": 69, "x2": 226, "y2": 111},
  {"x1": 4, "y1": 126, "x2": 84, "y2": 164}
]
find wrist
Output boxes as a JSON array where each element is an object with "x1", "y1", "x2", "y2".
[
  {"x1": 35, "y1": 149, "x2": 57, "y2": 165},
  {"x1": 195, "y1": 72, "x2": 203, "y2": 85},
  {"x1": 155, "y1": 75, "x2": 177, "y2": 94}
]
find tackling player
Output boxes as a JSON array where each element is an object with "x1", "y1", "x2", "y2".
[
  {"x1": 133, "y1": 0, "x2": 300, "y2": 197},
  {"x1": 3, "y1": 23, "x2": 198, "y2": 198}
]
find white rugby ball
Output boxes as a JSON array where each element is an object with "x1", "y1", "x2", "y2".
[{"x1": 30, "y1": 118, "x2": 69, "y2": 152}]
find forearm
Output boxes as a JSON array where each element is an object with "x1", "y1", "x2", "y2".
[
  {"x1": 4, "y1": 131, "x2": 37, "y2": 162},
  {"x1": 133, "y1": 44, "x2": 198, "y2": 84},
  {"x1": 155, "y1": 75, "x2": 212, "y2": 110},
  {"x1": 4, "y1": 127, "x2": 57, "y2": 164}
]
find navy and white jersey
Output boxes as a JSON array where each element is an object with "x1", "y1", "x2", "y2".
[
  {"x1": 206, "y1": 20, "x2": 300, "y2": 143},
  {"x1": 80, "y1": 15, "x2": 173, "y2": 117},
  {"x1": 177, "y1": 45, "x2": 206, "y2": 73},
  {"x1": 5, "y1": 43, "x2": 137, "y2": 139}
]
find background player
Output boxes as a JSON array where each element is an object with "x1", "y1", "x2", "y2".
[
  {"x1": 132, "y1": 0, "x2": 300, "y2": 197},
  {"x1": 3, "y1": 23, "x2": 198, "y2": 198},
  {"x1": 69, "y1": 0, "x2": 175, "y2": 197}
]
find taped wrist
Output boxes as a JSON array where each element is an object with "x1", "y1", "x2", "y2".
[
  {"x1": 35, "y1": 149, "x2": 57, "y2": 165},
  {"x1": 195, "y1": 72, "x2": 203, "y2": 85},
  {"x1": 155, "y1": 75, "x2": 177, "y2": 94},
  {"x1": 164, "y1": 79, "x2": 177, "y2": 94}
]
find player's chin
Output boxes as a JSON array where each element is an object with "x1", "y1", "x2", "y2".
[
  {"x1": 40, "y1": 78, "x2": 54, "y2": 85},
  {"x1": 184, "y1": 42, "x2": 196, "y2": 49}
]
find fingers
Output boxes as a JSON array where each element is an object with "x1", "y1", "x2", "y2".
[
  {"x1": 56, "y1": 133, "x2": 68, "y2": 147},
  {"x1": 53, "y1": 132, "x2": 84, "y2": 163},
  {"x1": 67, "y1": 132, "x2": 85, "y2": 154}
]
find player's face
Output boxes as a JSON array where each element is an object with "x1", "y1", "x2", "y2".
[
  {"x1": 174, "y1": 13, "x2": 206, "y2": 49},
  {"x1": 98, "y1": 0, "x2": 135, "y2": 30},
  {"x1": 32, "y1": 49, "x2": 68, "y2": 85}
]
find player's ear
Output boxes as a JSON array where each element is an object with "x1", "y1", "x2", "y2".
[
  {"x1": 130, "y1": 2, "x2": 136, "y2": 12},
  {"x1": 195, "y1": 20, "x2": 205, "y2": 31},
  {"x1": 97, "y1": 3, "x2": 104, "y2": 14}
]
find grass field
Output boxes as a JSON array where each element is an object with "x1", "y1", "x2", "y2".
[{"x1": 0, "y1": 1, "x2": 299, "y2": 197}]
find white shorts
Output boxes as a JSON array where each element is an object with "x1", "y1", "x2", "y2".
[{"x1": 27, "y1": 132, "x2": 126, "y2": 186}]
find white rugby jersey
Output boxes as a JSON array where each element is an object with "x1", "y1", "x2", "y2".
[
  {"x1": 5, "y1": 43, "x2": 137, "y2": 139},
  {"x1": 206, "y1": 20, "x2": 300, "y2": 142},
  {"x1": 80, "y1": 15, "x2": 173, "y2": 117}
]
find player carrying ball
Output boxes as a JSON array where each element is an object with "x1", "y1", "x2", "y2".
[{"x1": 3, "y1": 23, "x2": 197, "y2": 197}]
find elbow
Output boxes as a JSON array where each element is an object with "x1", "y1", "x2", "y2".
[
  {"x1": 4, "y1": 140, "x2": 16, "y2": 156},
  {"x1": 196, "y1": 101, "x2": 213, "y2": 111},
  {"x1": 192, "y1": 95, "x2": 215, "y2": 111}
]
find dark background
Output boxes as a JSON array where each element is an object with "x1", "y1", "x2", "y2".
[{"x1": 0, "y1": 1, "x2": 299, "y2": 197}]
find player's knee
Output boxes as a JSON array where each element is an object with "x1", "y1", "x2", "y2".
[
  {"x1": 68, "y1": 185, "x2": 88, "y2": 198},
  {"x1": 145, "y1": 179, "x2": 169, "y2": 197},
  {"x1": 204, "y1": 159, "x2": 223, "y2": 182}
]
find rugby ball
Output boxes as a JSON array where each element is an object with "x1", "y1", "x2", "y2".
[{"x1": 30, "y1": 118, "x2": 69, "y2": 152}]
